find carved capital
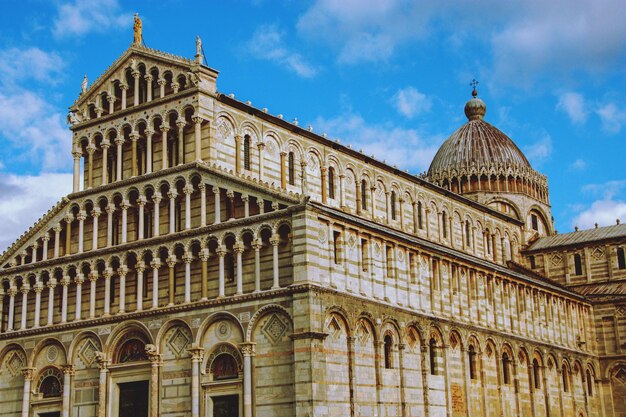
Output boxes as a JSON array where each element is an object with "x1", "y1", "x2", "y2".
[
  {"x1": 240, "y1": 342, "x2": 256, "y2": 356},
  {"x1": 47, "y1": 278, "x2": 57, "y2": 290},
  {"x1": 20, "y1": 284, "x2": 30, "y2": 295},
  {"x1": 150, "y1": 260, "x2": 162, "y2": 270},
  {"x1": 199, "y1": 249, "x2": 210, "y2": 262},
  {"x1": 270, "y1": 234, "x2": 281, "y2": 246},
  {"x1": 182, "y1": 253, "x2": 193, "y2": 264},
  {"x1": 166, "y1": 257, "x2": 177, "y2": 268},
  {"x1": 60, "y1": 276, "x2": 71, "y2": 287},
  {"x1": 135, "y1": 261, "x2": 146, "y2": 273},
  {"x1": 183, "y1": 184, "x2": 194, "y2": 195},
  {"x1": 21, "y1": 367, "x2": 36, "y2": 380},
  {"x1": 74, "y1": 274, "x2": 85, "y2": 286},
  {"x1": 7, "y1": 286, "x2": 18, "y2": 297},
  {"x1": 216, "y1": 245, "x2": 227, "y2": 258}
]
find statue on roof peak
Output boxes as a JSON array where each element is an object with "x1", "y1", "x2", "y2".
[{"x1": 133, "y1": 13, "x2": 142, "y2": 45}]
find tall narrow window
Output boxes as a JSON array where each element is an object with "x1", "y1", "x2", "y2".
[
  {"x1": 529, "y1": 255, "x2": 536, "y2": 269},
  {"x1": 226, "y1": 253, "x2": 235, "y2": 282},
  {"x1": 618, "y1": 247, "x2": 626, "y2": 270},
  {"x1": 531, "y1": 213, "x2": 539, "y2": 231},
  {"x1": 441, "y1": 212, "x2": 447, "y2": 239},
  {"x1": 112, "y1": 212, "x2": 120, "y2": 246},
  {"x1": 469, "y1": 345, "x2": 477, "y2": 380},
  {"x1": 429, "y1": 338, "x2": 438, "y2": 375},
  {"x1": 361, "y1": 180, "x2": 368, "y2": 210},
  {"x1": 385, "y1": 245, "x2": 393, "y2": 278},
  {"x1": 417, "y1": 201, "x2": 423, "y2": 229},
  {"x1": 465, "y1": 221, "x2": 472, "y2": 246},
  {"x1": 574, "y1": 253, "x2": 583, "y2": 275},
  {"x1": 533, "y1": 359, "x2": 541, "y2": 389},
  {"x1": 328, "y1": 167, "x2": 336, "y2": 199},
  {"x1": 390, "y1": 191, "x2": 397, "y2": 220},
  {"x1": 333, "y1": 231, "x2": 341, "y2": 265},
  {"x1": 288, "y1": 152, "x2": 295, "y2": 186},
  {"x1": 175, "y1": 200, "x2": 182, "y2": 232},
  {"x1": 502, "y1": 352, "x2": 511, "y2": 385},
  {"x1": 586, "y1": 370, "x2": 593, "y2": 396},
  {"x1": 110, "y1": 275, "x2": 116, "y2": 306},
  {"x1": 243, "y1": 134, "x2": 251, "y2": 170},
  {"x1": 384, "y1": 335, "x2": 393, "y2": 369},
  {"x1": 361, "y1": 239, "x2": 369, "y2": 272},
  {"x1": 562, "y1": 364, "x2": 569, "y2": 392}
]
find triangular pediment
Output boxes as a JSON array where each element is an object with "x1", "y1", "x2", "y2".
[{"x1": 72, "y1": 44, "x2": 215, "y2": 110}]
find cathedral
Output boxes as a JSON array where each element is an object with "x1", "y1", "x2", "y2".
[{"x1": 0, "y1": 17, "x2": 624, "y2": 417}]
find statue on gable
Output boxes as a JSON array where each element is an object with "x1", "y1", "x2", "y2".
[
  {"x1": 81, "y1": 74, "x2": 88, "y2": 94},
  {"x1": 67, "y1": 111, "x2": 81, "y2": 126},
  {"x1": 133, "y1": 13, "x2": 142, "y2": 44},
  {"x1": 196, "y1": 36, "x2": 202, "y2": 56}
]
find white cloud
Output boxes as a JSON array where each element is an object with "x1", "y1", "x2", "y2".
[
  {"x1": 52, "y1": 0, "x2": 132, "y2": 39},
  {"x1": 392, "y1": 87, "x2": 432, "y2": 118},
  {"x1": 0, "y1": 48, "x2": 65, "y2": 86},
  {"x1": 246, "y1": 25, "x2": 318, "y2": 78},
  {"x1": 0, "y1": 90, "x2": 72, "y2": 171},
  {"x1": 0, "y1": 173, "x2": 72, "y2": 253},
  {"x1": 596, "y1": 102, "x2": 626, "y2": 134},
  {"x1": 523, "y1": 134, "x2": 552, "y2": 166},
  {"x1": 556, "y1": 92, "x2": 587, "y2": 124},
  {"x1": 571, "y1": 180, "x2": 626, "y2": 229},
  {"x1": 313, "y1": 112, "x2": 443, "y2": 172},
  {"x1": 569, "y1": 158, "x2": 587, "y2": 171}
]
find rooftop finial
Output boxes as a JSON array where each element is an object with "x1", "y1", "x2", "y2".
[
  {"x1": 470, "y1": 78, "x2": 479, "y2": 97},
  {"x1": 133, "y1": 13, "x2": 143, "y2": 45},
  {"x1": 81, "y1": 74, "x2": 88, "y2": 94},
  {"x1": 195, "y1": 35, "x2": 203, "y2": 64}
]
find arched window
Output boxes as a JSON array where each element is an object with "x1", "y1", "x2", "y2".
[
  {"x1": 618, "y1": 247, "x2": 626, "y2": 270},
  {"x1": 532, "y1": 359, "x2": 541, "y2": 389},
  {"x1": 562, "y1": 364, "x2": 569, "y2": 392},
  {"x1": 243, "y1": 134, "x2": 251, "y2": 170},
  {"x1": 502, "y1": 352, "x2": 511, "y2": 385},
  {"x1": 211, "y1": 353, "x2": 239, "y2": 380},
  {"x1": 118, "y1": 338, "x2": 148, "y2": 363},
  {"x1": 429, "y1": 338, "x2": 438, "y2": 375},
  {"x1": 38, "y1": 368, "x2": 63, "y2": 398},
  {"x1": 468, "y1": 345, "x2": 477, "y2": 380},
  {"x1": 384, "y1": 334, "x2": 393, "y2": 369},
  {"x1": 361, "y1": 180, "x2": 368, "y2": 210},
  {"x1": 465, "y1": 221, "x2": 472, "y2": 246},
  {"x1": 288, "y1": 152, "x2": 295, "y2": 186},
  {"x1": 586, "y1": 369, "x2": 593, "y2": 396},
  {"x1": 328, "y1": 167, "x2": 336, "y2": 199},
  {"x1": 417, "y1": 201, "x2": 423, "y2": 229},
  {"x1": 441, "y1": 212, "x2": 447, "y2": 239},
  {"x1": 574, "y1": 253, "x2": 583, "y2": 276},
  {"x1": 390, "y1": 191, "x2": 397, "y2": 220}
]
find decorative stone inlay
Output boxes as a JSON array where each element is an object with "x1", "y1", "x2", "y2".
[
  {"x1": 261, "y1": 314, "x2": 288, "y2": 345},
  {"x1": 78, "y1": 339, "x2": 98, "y2": 368},
  {"x1": 239, "y1": 311, "x2": 251, "y2": 323},
  {"x1": 551, "y1": 253, "x2": 562, "y2": 266},
  {"x1": 217, "y1": 119, "x2": 233, "y2": 139},
  {"x1": 215, "y1": 321, "x2": 232, "y2": 341},
  {"x1": 167, "y1": 327, "x2": 191, "y2": 357},
  {"x1": 616, "y1": 305, "x2": 626, "y2": 317},
  {"x1": 485, "y1": 344, "x2": 493, "y2": 358},
  {"x1": 61, "y1": 333, "x2": 73, "y2": 342},
  {"x1": 348, "y1": 233, "x2": 357, "y2": 249},
  {"x1": 148, "y1": 319, "x2": 163, "y2": 329},
  {"x1": 615, "y1": 367, "x2": 626, "y2": 385},
  {"x1": 266, "y1": 140, "x2": 277, "y2": 157},
  {"x1": 98, "y1": 326, "x2": 111, "y2": 335},
  {"x1": 374, "y1": 242, "x2": 381, "y2": 257},
  {"x1": 407, "y1": 330, "x2": 418, "y2": 351},
  {"x1": 327, "y1": 317, "x2": 341, "y2": 340},
  {"x1": 356, "y1": 321, "x2": 370, "y2": 346},
  {"x1": 591, "y1": 247, "x2": 604, "y2": 260},
  {"x1": 46, "y1": 345, "x2": 59, "y2": 363},
  {"x1": 6, "y1": 351, "x2": 25, "y2": 377},
  {"x1": 191, "y1": 318, "x2": 202, "y2": 328},
  {"x1": 307, "y1": 155, "x2": 318, "y2": 173},
  {"x1": 318, "y1": 227, "x2": 327, "y2": 243},
  {"x1": 397, "y1": 249, "x2": 404, "y2": 263}
]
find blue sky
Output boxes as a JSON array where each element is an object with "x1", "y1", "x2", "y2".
[{"x1": 1, "y1": 0, "x2": 626, "y2": 251}]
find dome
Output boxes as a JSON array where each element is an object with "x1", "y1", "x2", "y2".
[{"x1": 428, "y1": 96, "x2": 531, "y2": 177}]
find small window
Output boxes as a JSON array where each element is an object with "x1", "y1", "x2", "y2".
[
  {"x1": 118, "y1": 339, "x2": 148, "y2": 363},
  {"x1": 531, "y1": 213, "x2": 539, "y2": 231},
  {"x1": 429, "y1": 338, "x2": 438, "y2": 375},
  {"x1": 441, "y1": 212, "x2": 447, "y2": 239},
  {"x1": 533, "y1": 359, "x2": 541, "y2": 389},
  {"x1": 502, "y1": 352, "x2": 511, "y2": 385},
  {"x1": 39, "y1": 375, "x2": 62, "y2": 398},
  {"x1": 384, "y1": 335, "x2": 393, "y2": 369},
  {"x1": 574, "y1": 254, "x2": 583, "y2": 276},
  {"x1": 529, "y1": 255, "x2": 536, "y2": 269},
  {"x1": 328, "y1": 167, "x2": 336, "y2": 200},
  {"x1": 288, "y1": 152, "x2": 295, "y2": 186},
  {"x1": 417, "y1": 202, "x2": 423, "y2": 229},
  {"x1": 212, "y1": 353, "x2": 239, "y2": 380},
  {"x1": 243, "y1": 135, "x2": 251, "y2": 170},
  {"x1": 468, "y1": 345, "x2": 477, "y2": 380},
  {"x1": 390, "y1": 191, "x2": 397, "y2": 220},
  {"x1": 562, "y1": 364, "x2": 569, "y2": 392},
  {"x1": 361, "y1": 180, "x2": 368, "y2": 210},
  {"x1": 586, "y1": 369, "x2": 593, "y2": 396},
  {"x1": 618, "y1": 247, "x2": 626, "y2": 270}
]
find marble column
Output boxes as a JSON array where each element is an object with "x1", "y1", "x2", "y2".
[
  {"x1": 160, "y1": 126, "x2": 170, "y2": 170},
  {"x1": 235, "y1": 243, "x2": 244, "y2": 295},
  {"x1": 106, "y1": 204, "x2": 115, "y2": 247},
  {"x1": 118, "y1": 266, "x2": 127, "y2": 313},
  {"x1": 242, "y1": 195, "x2": 250, "y2": 218},
  {"x1": 199, "y1": 249, "x2": 209, "y2": 301},
  {"x1": 95, "y1": 354, "x2": 109, "y2": 417},
  {"x1": 145, "y1": 75, "x2": 153, "y2": 102},
  {"x1": 53, "y1": 225, "x2": 61, "y2": 258},
  {"x1": 184, "y1": 184, "x2": 193, "y2": 230},
  {"x1": 138, "y1": 197, "x2": 146, "y2": 240},
  {"x1": 89, "y1": 272, "x2": 98, "y2": 319},
  {"x1": 92, "y1": 209, "x2": 101, "y2": 251},
  {"x1": 72, "y1": 149, "x2": 81, "y2": 193},
  {"x1": 193, "y1": 116, "x2": 203, "y2": 161},
  {"x1": 241, "y1": 342, "x2": 256, "y2": 417},
  {"x1": 7, "y1": 285, "x2": 16, "y2": 331},
  {"x1": 136, "y1": 262, "x2": 145, "y2": 312},
  {"x1": 253, "y1": 240, "x2": 262, "y2": 292},
  {"x1": 145, "y1": 128, "x2": 154, "y2": 174},
  {"x1": 132, "y1": 71, "x2": 140, "y2": 106},
  {"x1": 120, "y1": 200, "x2": 129, "y2": 244},
  {"x1": 21, "y1": 368, "x2": 35, "y2": 417},
  {"x1": 168, "y1": 190, "x2": 177, "y2": 234},
  {"x1": 103, "y1": 269, "x2": 112, "y2": 316},
  {"x1": 176, "y1": 119, "x2": 186, "y2": 165},
  {"x1": 188, "y1": 347, "x2": 205, "y2": 417},
  {"x1": 87, "y1": 144, "x2": 96, "y2": 189},
  {"x1": 42, "y1": 233, "x2": 49, "y2": 261},
  {"x1": 183, "y1": 253, "x2": 192, "y2": 303},
  {"x1": 213, "y1": 187, "x2": 221, "y2": 224},
  {"x1": 74, "y1": 273, "x2": 84, "y2": 320},
  {"x1": 130, "y1": 132, "x2": 139, "y2": 177},
  {"x1": 157, "y1": 78, "x2": 166, "y2": 98},
  {"x1": 217, "y1": 245, "x2": 226, "y2": 298},
  {"x1": 20, "y1": 283, "x2": 29, "y2": 330},
  {"x1": 234, "y1": 134, "x2": 242, "y2": 173},
  {"x1": 120, "y1": 84, "x2": 128, "y2": 109},
  {"x1": 280, "y1": 152, "x2": 286, "y2": 189},
  {"x1": 101, "y1": 140, "x2": 110, "y2": 186},
  {"x1": 271, "y1": 234, "x2": 280, "y2": 289},
  {"x1": 150, "y1": 260, "x2": 161, "y2": 308},
  {"x1": 257, "y1": 142, "x2": 265, "y2": 181},
  {"x1": 199, "y1": 183, "x2": 207, "y2": 227},
  {"x1": 33, "y1": 281, "x2": 43, "y2": 328},
  {"x1": 61, "y1": 365, "x2": 74, "y2": 417},
  {"x1": 60, "y1": 276, "x2": 70, "y2": 323},
  {"x1": 167, "y1": 257, "x2": 176, "y2": 305},
  {"x1": 114, "y1": 137, "x2": 124, "y2": 182},
  {"x1": 152, "y1": 193, "x2": 162, "y2": 237},
  {"x1": 47, "y1": 278, "x2": 56, "y2": 326},
  {"x1": 146, "y1": 346, "x2": 162, "y2": 417},
  {"x1": 77, "y1": 211, "x2": 86, "y2": 253}
]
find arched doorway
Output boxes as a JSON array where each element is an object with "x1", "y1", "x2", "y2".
[{"x1": 202, "y1": 344, "x2": 243, "y2": 417}]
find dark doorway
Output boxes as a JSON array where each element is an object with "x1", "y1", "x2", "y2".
[
  {"x1": 119, "y1": 380, "x2": 149, "y2": 417},
  {"x1": 39, "y1": 413, "x2": 61, "y2": 417},
  {"x1": 212, "y1": 394, "x2": 239, "y2": 417}
]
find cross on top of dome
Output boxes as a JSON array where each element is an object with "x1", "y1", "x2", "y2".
[{"x1": 470, "y1": 79, "x2": 479, "y2": 98}]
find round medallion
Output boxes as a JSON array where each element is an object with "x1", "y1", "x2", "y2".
[
  {"x1": 46, "y1": 345, "x2": 58, "y2": 363},
  {"x1": 215, "y1": 321, "x2": 232, "y2": 341}
]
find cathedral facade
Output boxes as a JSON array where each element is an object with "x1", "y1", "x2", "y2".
[{"x1": 0, "y1": 22, "x2": 624, "y2": 417}]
